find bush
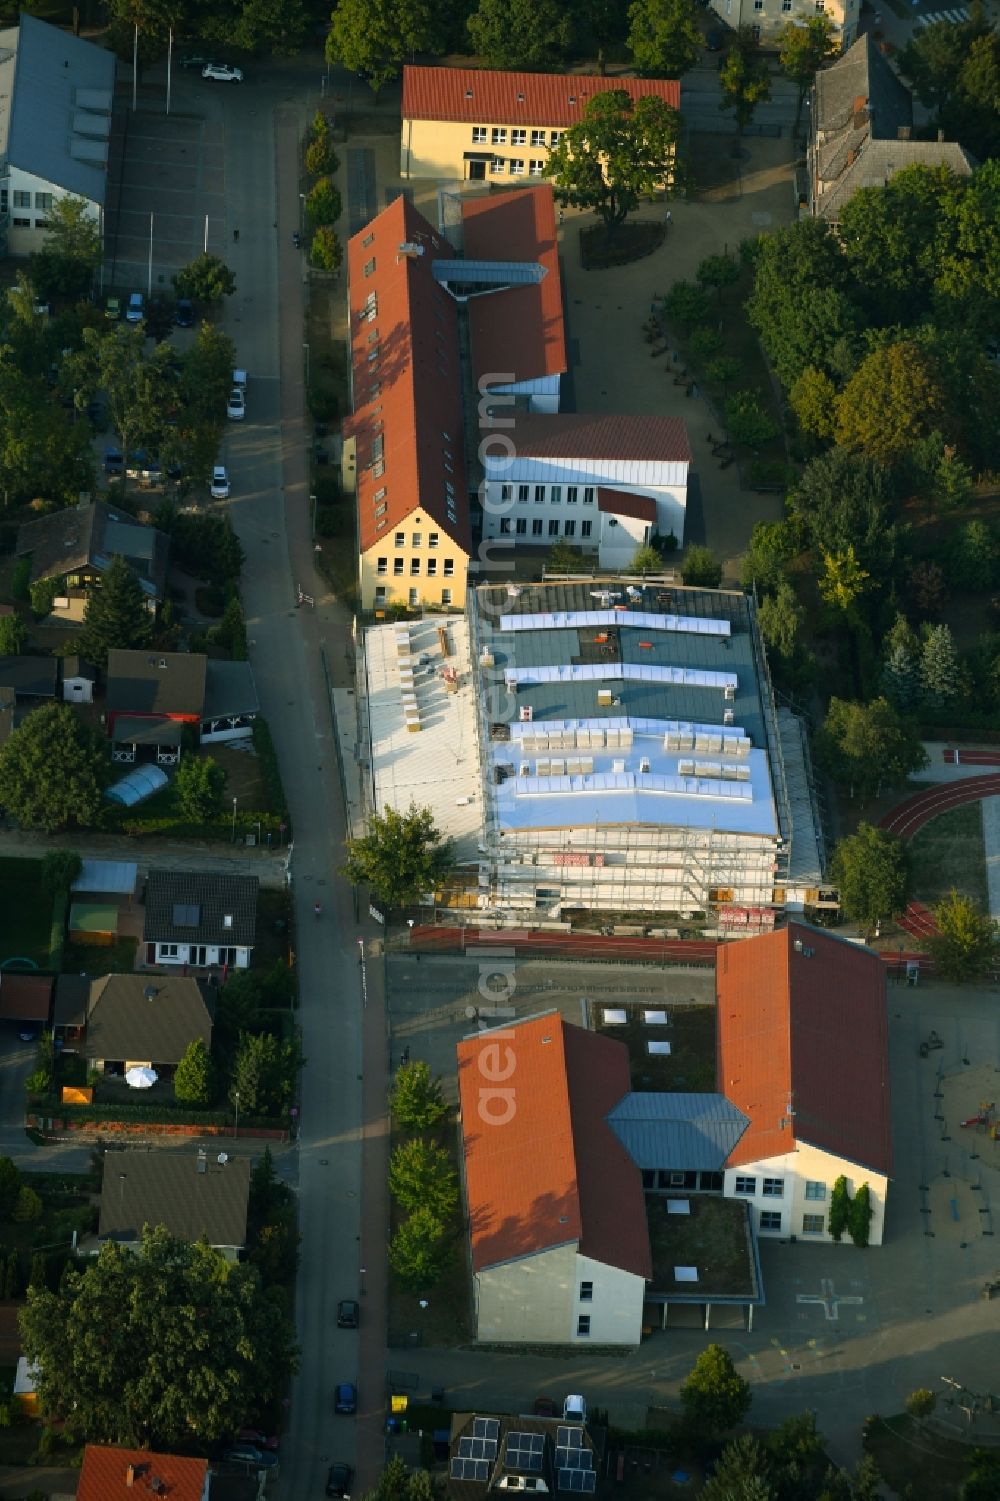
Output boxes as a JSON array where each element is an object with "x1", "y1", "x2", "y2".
[
  {"x1": 12, "y1": 1186, "x2": 42, "y2": 1223},
  {"x1": 681, "y1": 545, "x2": 723, "y2": 588},
  {"x1": 725, "y1": 391, "x2": 779, "y2": 448},
  {"x1": 11, "y1": 559, "x2": 30, "y2": 602},
  {"x1": 305, "y1": 135, "x2": 338, "y2": 176},
  {"x1": 174, "y1": 755, "x2": 225, "y2": 821},
  {"x1": 252, "y1": 716, "x2": 289, "y2": 826},
  {"x1": 689, "y1": 326, "x2": 723, "y2": 360},
  {"x1": 305, "y1": 178, "x2": 342, "y2": 229},
  {"x1": 662, "y1": 280, "x2": 711, "y2": 327},
  {"x1": 310, "y1": 225, "x2": 343, "y2": 273},
  {"x1": 307, "y1": 375, "x2": 340, "y2": 423},
  {"x1": 0, "y1": 614, "x2": 26, "y2": 654}
]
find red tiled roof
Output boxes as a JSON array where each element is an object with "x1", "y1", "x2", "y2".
[
  {"x1": 77, "y1": 1446, "x2": 208, "y2": 1501},
  {"x1": 0, "y1": 973, "x2": 52, "y2": 1022},
  {"x1": 403, "y1": 65, "x2": 680, "y2": 126},
  {"x1": 461, "y1": 186, "x2": 566, "y2": 386},
  {"x1": 597, "y1": 487, "x2": 657, "y2": 521},
  {"x1": 487, "y1": 412, "x2": 692, "y2": 462},
  {"x1": 457, "y1": 1013, "x2": 651, "y2": 1280},
  {"x1": 717, "y1": 924, "x2": 892, "y2": 1176},
  {"x1": 345, "y1": 196, "x2": 471, "y2": 556}
]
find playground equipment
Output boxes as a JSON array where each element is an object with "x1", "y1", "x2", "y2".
[
  {"x1": 961, "y1": 1102, "x2": 997, "y2": 1132},
  {"x1": 919, "y1": 1031, "x2": 944, "y2": 1058}
]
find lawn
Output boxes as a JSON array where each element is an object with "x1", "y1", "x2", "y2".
[
  {"x1": 0, "y1": 858, "x2": 56, "y2": 969},
  {"x1": 864, "y1": 1415, "x2": 972, "y2": 1500},
  {"x1": 387, "y1": 1124, "x2": 472, "y2": 1349},
  {"x1": 595, "y1": 1005, "x2": 717, "y2": 1093},
  {"x1": 253, "y1": 889, "x2": 292, "y2": 971},
  {"x1": 646, "y1": 1194, "x2": 756, "y2": 1299},
  {"x1": 908, "y1": 804, "x2": 989, "y2": 910},
  {"x1": 61, "y1": 937, "x2": 138, "y2": 976}
]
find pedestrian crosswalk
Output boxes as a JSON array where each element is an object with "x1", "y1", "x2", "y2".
[{"x1": 912, "y1": 5, "x2": 969, "y2": 25}]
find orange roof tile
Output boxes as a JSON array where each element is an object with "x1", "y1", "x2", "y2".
[
  {"x1": 486, "y1": 411, "x2": 692, "y2": 462},
  {"x1": 346, "y1": 196, "x2": 470, "y2": 556},
  {"x1": 457, "y1": 1013, "x2": 651, "y2": 1279},
  {"x1": 403, "y1": 65, "x2": 680, "y2": 126},
  {"x1": 77, "y1": 1445, "x2": 208, "y2": 1501},
  {"x1": 461, "y1": 186, "x2": 566, "y2": 387},
  {"x1": 717, "y1": 924, "x2": 892, "y2": 1176}
]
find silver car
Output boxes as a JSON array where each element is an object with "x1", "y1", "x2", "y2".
[
  {"x1": 210, "y1": 465, "x2": 230, "y2": 499},
  {"x1": 203, "y1": 62, "x2": 243, "y2": 82}
]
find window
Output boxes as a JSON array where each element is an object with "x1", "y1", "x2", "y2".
[
  {"x1": 492, "y1": 127, "x2": 507, "y2": 144},
  {"x1": 754, "y1": 0, "x2": 763, "y2": 9},
  {"x1": 548, "y1": 519, "x2": 560, "y2": 536},
  {"x1": 441, "y1": 588, "x2": 452, "y2": 605},
  {"x1": 531, "y1": 129, "x2": 545, "y2": 146},
  {"x1": 532, "y1": 518, "x2": 543, "y2": 536},
  {"x1": 564, "y1": 519, "x2": 575, "y2": 537},
  {"x1": 534, "y1": 485, "x2": 545, "y2": 504},
  {"x1": 159, "y1": 943, "x2": 180, "y2": 958},
  {"x1": 443, "y1": 558, "x2": 454, "y2": 576},
  {"x1": 509, "y1": 159, "x2": 525, "y2": 175},
  {"x1": 375, "y1": 586, "x2": 386, "y2": 602},
  {"x1": 512, "y1": 128, "x2": 526, "y2": 145},
  {"x1": 762, "y1": 1177, "x2": 784, "y2": 1198},
  {"x1": 734, "y1": 1176, "x2": 756, "y2": 1195},
  {"x1": 393, "y1": 559, "x2": 404, "y2": 576},
  {"x1": 12, "y1": 217, "x2": 29, "y2": 228},
  {"x1": 472, "y1": 126, "x2": 487, "y2": 143},
  {"x1": 550, "y1": 130, "x2": 561, "y2": 145},
  {"x1": 782, "y1": 0, "x2": 792, "y2": 8},
  {"x1": 804, "y1": 1181, "x2": 827, "y2": 1201},
  {"x1": 429, "y1": 533, "x2": 439, "y2": 548},
  {"x1": 581, "y1": 519, "x2": 592, "y2": 538},
  {"x1": 373, "y1": 487, "x2": 387, "y2": 503},
  {"x1": 516, "y1": 517, "x2": 527, "y2": 535},
  {"x1": 517, "y1": 484, "x2": 530, "y2": 502},
  {"x1": 362, "y1": 232, "x2": 374, "y2": 247},
  {"x1": 583, "y1": 487, "x2": 595, "y2": 504},
  {"x1": 410, "y1": 559, "x2": 420, "y2": 575},
  {"x1": 579, "y1": 1281, "x2": 593, "y2": 1302},
  {"x1": 376, "y1": 558, "x2": 387, "y2": 576},
  {"x1": 501, "y1": 484, "x2": 513, "y2": 502},
  {"x1": 363, "y1": 257, "x2": 376, "y2": 277},
  {"x1": 427, "y1": 558, "x2": 437, "y2": 576},
  {"x1": 760, "y1": 1211, "x2": 782, "y2": 1232},
  {"x1": 802, "y1": 1214, "x2": 825, "y2": 1235},
  {"x1": 411, "y1": 533, "x2": 421, "y2": 548},
  {"x1": 529, "y1": 159, "x2": 544, "y2": 176},
  {"x1": 608, "y1": 517, "x2": 618, "y2": 529},
  {"x1": 34, "y1": 219, "x2": 48, "y2": 230},
  {"x1": 491, "y1": 158, "x2": 505, "y2": 175},
  {"x1": 408, "y1": 588, "x2": 419, "y2": 607},
  {"x1": 12, "y1": 190, "x2": 29, "y2": 209},
  {"x1": 550, "y1": 485, "x2": 562, "y2": 504},
  {"x1": 500, "y1": 518, "x2": 512, "y2": 534},
  {"x1": 576, "y1": 1315, "x2": 591, "y2": 1336},
  {"x1": 566, "y1": 486, "x2": 578, "y2": 504},
  {"x1": 394, "y1": 531, "x2": 405, "y2": 547}
]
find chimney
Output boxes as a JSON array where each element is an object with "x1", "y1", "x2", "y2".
[
  {"x1": 897, "y1": 125, "x2": 911, "y2": 140},
  {"x1": 126, "y1": 1464, "x2": 136, "y2": 1487}
]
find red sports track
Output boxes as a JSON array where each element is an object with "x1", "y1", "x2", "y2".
[{"x1": 879, "y1": 767, "x2": 1000, "y2": 940}]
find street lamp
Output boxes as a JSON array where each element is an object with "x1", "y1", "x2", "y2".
[
  {"x1": 231, "y1": 796, "x2": 238, "y2": 842},
  {"x1": 298, "y1": 191, "x2": 306, "y2": 235},
  {"x1": 310, "y1": 492, "x2": 317, "y2": 539},
  {"x1": 233, "y1": 1090, "x2": 240, "y2": 1140}
]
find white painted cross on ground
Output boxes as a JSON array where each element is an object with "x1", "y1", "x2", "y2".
[{"x1": 796, "y1": 1278, "x2": 864, "y2": 1322}]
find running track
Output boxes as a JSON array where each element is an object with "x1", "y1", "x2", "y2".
[{"x1": 879, "y1": 771, "x2": 1000, "y2": 939}]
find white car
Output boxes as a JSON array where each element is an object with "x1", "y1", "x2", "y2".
[
  {"x1": 203, "y1": 62, "x2": 243, "y2": 82},
  {"x1": 227, "y1": 386, "x2": 245, "y2": 420},
  {"x1": 125, "y1": 291, "x2": 145, "y2": 323},
  {"x1": 210, "y1": 465, "x2": 230, "y2": 499}
]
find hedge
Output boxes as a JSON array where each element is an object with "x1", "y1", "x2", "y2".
[
  {"x1": 252, "y1": 716, "x2": 290, "y2": 828},
  {"x1": 27, "y1": 1099, "x2": 289, "y2": 1130}
]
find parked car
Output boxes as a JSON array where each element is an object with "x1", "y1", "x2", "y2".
[
  {"x1": 326, "y1": 1461, "x2": 353, "y2": 1498},
  {"x1": 236, "y1": 1428, "x2": 279, "y2": 1452},
  {"x1": 175, "y1": 298, "x2": 194, "y2": 327},
  {"x1": 222, "y1": 1445, "x2": 278, "y2": 1468},
  {"x1": 180, "y1": 52, "x2": 212, "y2": 68},
  {"x1": 210, "y1": 465, "x2": 230, "y2": 499},
  {"x1": 334, "y1": 1383, "x2": 357, "y2": 1415},
  {"x1": 227, "y1": 385, "x2": 245, "y2": 420},
  {"x1": 203, "y1": 62, "x2": 243, "y2": 82},
  {"x1": 103, "y1": 448, "x2": 124, "y2": 475},
  {"x1": 105, "y1": 295, "x2": 121, "y2": 320},
  {"x1": 337, "y1": 1299, "x2": 359, "y2": 1330},
  {"x1": 125, "y1": 291, "x2": 145, "y2": 323}
]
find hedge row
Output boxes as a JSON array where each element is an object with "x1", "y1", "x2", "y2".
[
  {"x1": 252, "y1": 715, "x2": 291, "y2": 829},
  {"x1": 28, "y1": 1099, "x2": 289, "y2": 1129}
]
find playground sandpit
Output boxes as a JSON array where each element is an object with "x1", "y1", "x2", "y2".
[{"x1": 940, "y1": 1064, "x2": 1000, "y2": 1148}]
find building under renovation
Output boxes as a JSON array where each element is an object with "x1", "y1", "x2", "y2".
[{"x1": 467, "y1": 580, "x2": 827, "y2": 920}]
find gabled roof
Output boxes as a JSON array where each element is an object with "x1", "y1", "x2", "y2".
[
  {"x1": 717, "y1": 923, "x2": 892, "y2": 1176},
  {"x1": 457, "y1": 1012, "x2": 651, "y2": 1280},
  {"x1": 77, "y1": 1446, "x2": 208, "y2": 1501},
  {"x1": 143, "y1": 869, "x2": 258, "y2": 949},
  {"x1": 72, "y1": 858, "x2": 138, "y2": 895},
  {"x1": 84, "y1": 973, "x2": 214, "y2": 1066},
  {"x1": 54, "y1": 974, "x2": 89, "y2": 1030},
  {"x1": 16, "y1": 501, "x2": 169, "y2": 599},
  {"x1": 814, "y1": 33, "x2": 911, "y2": 142},
  {"x1": 461, "y1": 186, "x2": 567, "y2": 388},
  {"x1": 346, "y1": 196, "x2": 471, "y2": 557},
  {"x1": 98, "y1": 1150, "x2": 250, "y2": 1248},
  {"x1": 203, "y1": 658, "x2": 259, "y2": 720},
  {"x1": 816, "y1": 139, "x2": 975, "y2": 222},
  {"x1": 0, "y1": 974, "x2": 52, "y2": 1023},
  {"x1": 487, "y1": 412, "x2": 692, "y2": 463},
  {"x1": 403, "y1": 64, "x2": 680, "y2": 126},
  {"x1": 106, "y1": 649, "x2": 207, "y2": 719},
  {"x1": 607, "y1": 1091, "x2": 749, "y2": 1172},
  {"x1": 597, "y1": 487, "x2": 657, "y2": 522},
  {"x1": 0, "y1": 656, "x2": 58, "y2": 698}
]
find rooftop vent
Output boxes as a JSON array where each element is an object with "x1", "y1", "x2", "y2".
[
  {"x1": 197, "y1": 1148, "x2": 207, "y2": 1175},
  {"x1": 223, "y1": 913, "x2": 233, "y2": 928}
]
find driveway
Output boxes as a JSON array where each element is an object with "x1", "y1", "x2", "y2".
[{"x1": 0, "y1": 1025, "x2": 40, "y2": 1133}]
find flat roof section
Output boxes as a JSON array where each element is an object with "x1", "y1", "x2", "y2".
[{"x1": 365, "y1": 617, "x2": 482, "y2": 862}]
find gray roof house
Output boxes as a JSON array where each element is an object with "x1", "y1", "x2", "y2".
[
  {"x1": 142, "y1": 870, "x2": 258, "y2": 971},
  {"x1": 97, "y1": 1150, "x2": 251, "y2": 1260},
  {"x1": 16, "y1": 503, "x2": 170, "y2": 623},
  {"x1": 807, "y1": 34, "x2": 974, "y2": 222},
  {"x1": 83, "y1": 973, "x2": 215, "y2": 1073},
  {"x1": 105, "y1": 649, "x2": 259, "y2": 763},
  {"x1": 0, "y1": 14, "x2": 115, "y2": 258},
  {"x1": 0, "y1": 657, "x2": 59, "y2": 700}
]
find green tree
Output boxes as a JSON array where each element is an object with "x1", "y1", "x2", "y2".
[
  {"x1": 758, "y1": 579, "x2": 803, "y2": 663},
  {"x1": 882, "y1": 618, "x2": 922, "y2": 711},
  {"x1": 680, "y1": 544, "x2": 722, "y2": 588},
  {"x1": 28, "y1": 1250, "x2": 48, "y2": 1291},
  {"x1": 173, "y1": 755, "x2": 226, "y2": 821},
  {"x1": 0, "y1": 704, "x2": 108, "y2": 832},
  {"x1": 248, "y1": 1214, "x2": 300, "y2": 1286},
  {"x1": 719, "y1": 35, "x2": 772, "y2": 135},
  {"x1": 199, "y1": 0, "x2": 310, "y2": 56},
  {"x1": 697, "y1": 252, "x2": 741, "y2": 303},
  {"x1": 701, "y1": 1434, "x2": 775, "y2": 1501},
  {"x1": 545, "y1": 90, "x2": 681, "y2": 238},
  {"x1": 740, "y1": 520, "x2": 795, "y2": 595},
  {"x1": 790, "y1": 367, "x2": 838, "y2": 441},
  {"x1": 905, "y1": 1388, "x2": 937, "y2": 1427},
  {"x1": 63, "y1": 325, "x2": 179, "y2": 502},
  {"x1": 830, "y1": 825, "x2": 910, "y2": 933},
  {"x1": 164, "y1": 512, "x2": 244, "y2": 584},
  {"x1": 919, "y1": 623, "x2": 963, "y2": 707},
  {"x1": 725, "y1": 390, "x2": 778, "y2": 448},
  {"x1": 390, "y1": 1060, "x2": 448, "y2": 1130},
  {"x1": 343, "y1": 801, "x2": 453, "y2": 908},
  {"x1": 948, "y1": 521, "x2": 997, "y2": 593},
  {"x1": 828, "y1": 1175, "x2": 851, "y2": 1241},
  {"x1": 818, "y1": 545, "x2": 871, "y2": 614},
  {"x1": 930, "y1": 890, "x2": 997, "y2": 981},
  {"x1": 790, "y1": 447, "x2": 898, "y2": 590},
  {"x1": 0, "y1": 615, "x2": 26, "y2": 656},
  {"x1": 629, "y1": 544, "x2": 663, "y2": 576},
  {"x1": 679, "y1": 1343, "x2": 752, "y2": 1440},
  {"x1": 0, "y1": 1158, "x2": 21, "y2": 1219},
  {"x1": 705, "y1": 354, "x2": 744, "y2": 388},
  {"x1": 388, "y1": 1139, "x2": 458, "y2": 1217},
  {"x1": 389, "y1": 1205, "x2": 450, "y2": 1291},
  {"x1": 815, "y1": 697, "x2": 927, "y2": 800},
  {"x1": 76, "y1": 555, "x2": 154, "y2": 666},
  {"x1": 849, "y1": 1183, "x2": 873, "y2": 1247},
  {"x1": 178, "y1": 322, "x2": 236, "y2": 428},
  {"x1": 4, "y1": 1250, "x2": 21, "y2": 1300},
  {"x1": 230, "y1": 1032, "x2": 301, "y2": 1118},
  {"x1": 173, "y1": 1037, "x2": 214, "y2": 1106},
  {"x1": 963, "y1": 1447, "x2": 1000, "y2": 1501},
  {"x1": 29, "y1": 196, "x2": 102, "y2": 301},
  {"x1": 310, "y1": 226, "x2": 343, "y2": 273},
  {"x1": 19, "y1": 1226, "x2": 296, "y2": 1446},
  {"x1": 627, "y1": 0, "x2": 702, "y2": 77},
  {"x1": 689, "y1": 326, "x2": 723, "y2": 360},
  {"x1": 835, "y1": 341, "x2": 950, "y2": 465},
  {"x1": 467, "y1": 0, "x2": 572, "y2": 69},
  {"x1": 746, "y1": 220, "x2": 856, "y2": 390},
  {"x1": 305, "y1": 178, "x2": 342, "y2": 230},
  {"x1": 326, "y1": 0, "x2": 447, "y2": 98},
  {"x1": 932, "y1": 447, "x2": 975, "y2": 513},
  {"x1": 778, "y1": 14, "x2": 839, "y2": 126},
  {"x1": 12, "y1": 1187, "x2": 42, "y2": 1224},
  {"x1": 172, "y1": 254, "x2": 236, "y2": 304},
  {"x1": 547, "y1": 539, "x2": 586, "y2": 573},
  {"x1": 39, "y1": 850, "x2": 83, "y2": 897},
  {"x1": 662, "y1": 280, "x2": 712, "y2": 327},
  {"x1": 213, "y1": 597, "x2": 248, "y2": 660}
]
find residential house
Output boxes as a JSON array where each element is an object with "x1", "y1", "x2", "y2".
[
  {"x1": 15, "y1": 501, "x2": 169, "y2": 623},
  {"x1": 708, "y1": 0, "x2": 858, "y2": 53},
  {"x1": 200, "y1": 659, "x2": 260, "y2": 746},
  {"x1": 446, "y1": 1411, "x2": 603, "y2": 1496},
  {"x1": 0, "y1": 14, "x2": 114, "y2": 258},
  {"x1": 97, "y1": 1148, "x2": 251, "y2": 1260},
  {"x1": 401, "y1": 65, "x2": 680, "y2": 182},
  {"x1": 0, "y1": 974, "x2": 52, "y2": 1029},
  {"x1": 142, "y1": 869, "x2": 258, "y2": 970},
  {"x1": 77, "y1": 1446, "x2": 210, "y2": 1501},
  {"x1": 83, "y1": 972, "x2": 215, "y2": 1078},
  {"x1": 806, "y1": 33, "x2": 974, "y2": 222},
  {"x1": 105, "y1": 648, "x2": 258, "y2": 765},
  {"x1": 345, "y1": 195, "x2": 472, "y2": 613},
  {"x1": 0, "y1": 656, "x2": 58, "y2": 702},
  {"x1": 481, "y1": 413, "x2": 691, "y2": 561},
  {"x1": 62, "y1": 654, "x2": 97, "y2": 703}
]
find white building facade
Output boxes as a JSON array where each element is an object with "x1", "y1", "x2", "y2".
[{"x1": 723, "y1": 1142, "x2": 888, "y2": 1248}]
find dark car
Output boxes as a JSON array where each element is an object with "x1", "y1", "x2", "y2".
[
  {"x1": 175, "y1": 298, "x2": 195, "y2": 328},
  {"x1": 334, "y1": 1382, "x2": 357, "y2": 1415},
  {"x1": 326, "y1": 1461, "x2": 353, "y2": 1497},
  {"x1": 103, "y1": 448, "x2": 124, "y2": 475},
  {"x1": 337, "y1": 1299, "x2": 359, "y2": 1329},
  {"x1": 222, "y1": 1445, "x2": 279, "y2": 1468}
]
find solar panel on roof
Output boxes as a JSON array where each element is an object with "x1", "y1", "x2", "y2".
[
  {"x1": 558, "y1": 1469, "x2": 597, "y2": 1493},
  {"x1": 473, "y1": 1417, "x2": 500, "y2": 1441},
  {"x1": 451, "y1": 1457, "x2": 490, "y2": 1482},
  {"x1": 557, "y1": 1427, "x2": 583, "y2": 1448}
]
